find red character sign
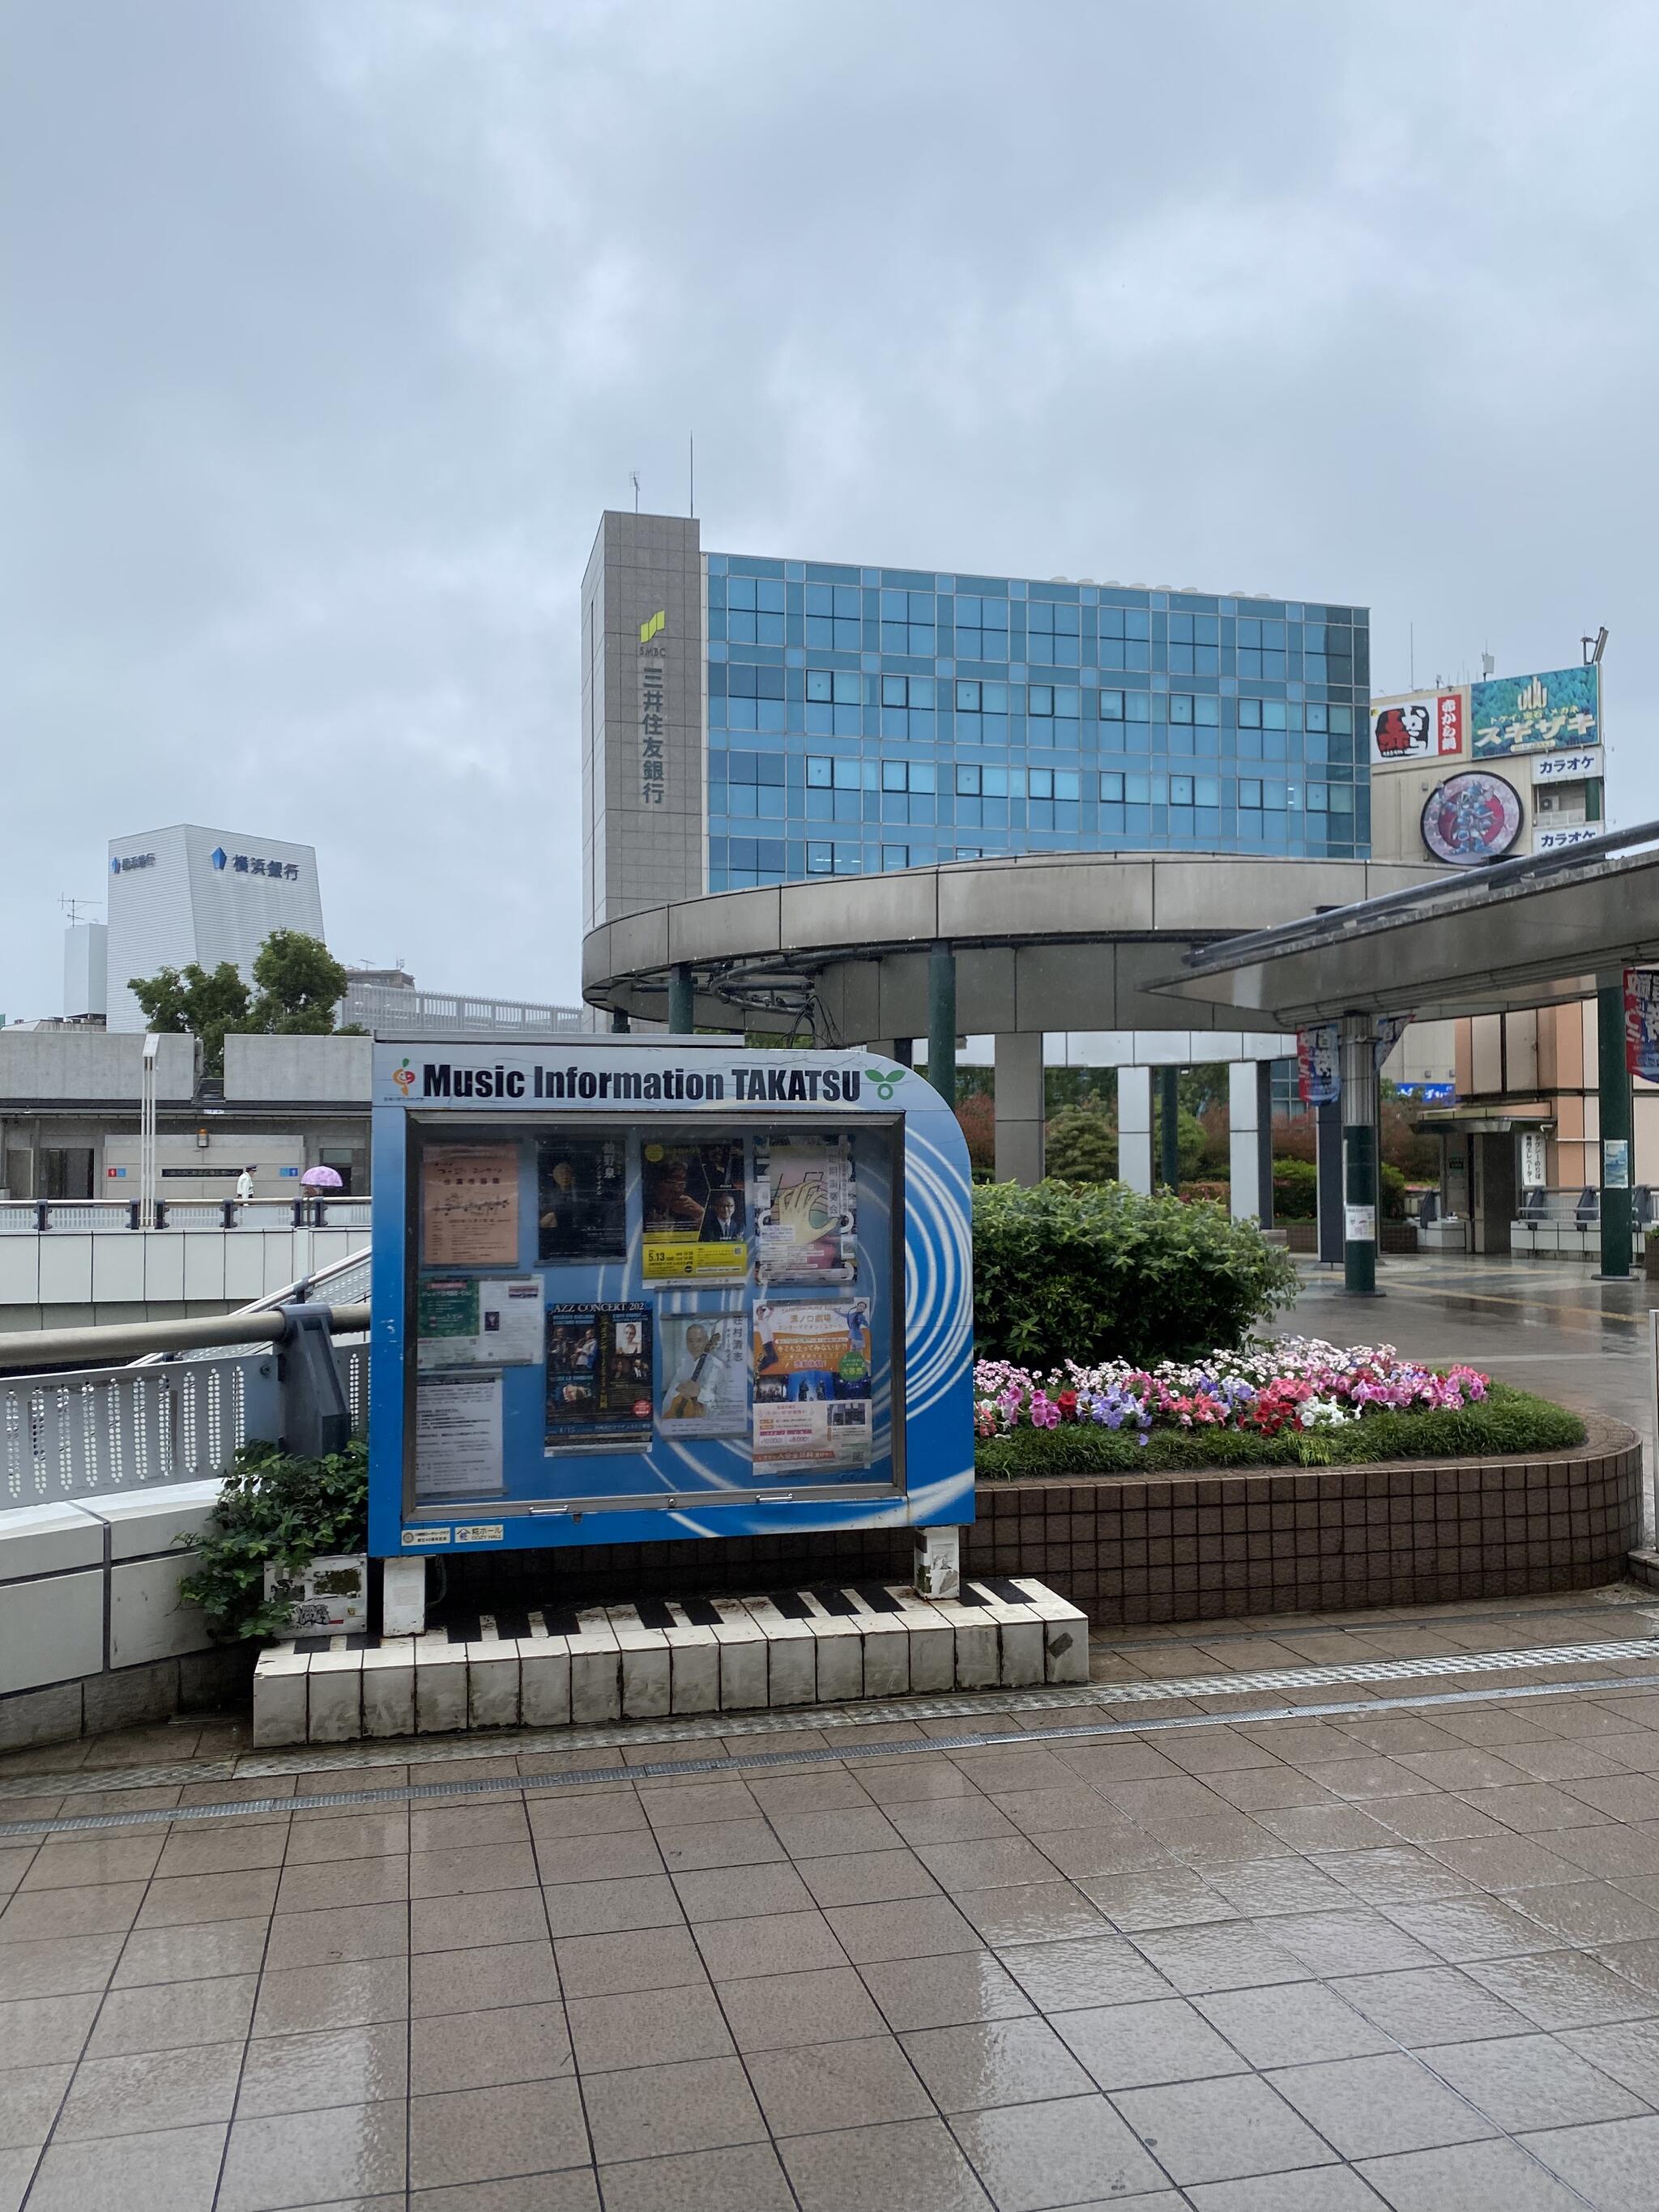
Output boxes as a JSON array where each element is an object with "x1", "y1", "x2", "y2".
[{"x1": 1371, "y1": 693, "x2": 1463, "y2": 763}]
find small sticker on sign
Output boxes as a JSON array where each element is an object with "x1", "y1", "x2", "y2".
[
  {"x1": 401, "y1": 1528, "x2": 451, "y2": 1547},
  {"x1": 454, "y1": 1524, "x2": 505, "y2": 1545},
  {"x1": 1344, "y1": 1204, "x2": 1377, "y2": 1242}
]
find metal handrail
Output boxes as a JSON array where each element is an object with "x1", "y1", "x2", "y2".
[
  {"x1": 0, "y1": 1302, "x2": 370, "y2": 1374},
  {"x1": 0, "y1": 1196, "x2": 371, "y2": 1233}
]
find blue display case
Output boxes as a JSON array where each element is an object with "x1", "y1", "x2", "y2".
[{"x1": 367, "y1": 1038, "x2": 974, "y2": 1559}]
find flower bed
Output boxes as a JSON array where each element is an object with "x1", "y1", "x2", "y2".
[{"x1": 974, "y1": 1338, "x2": 1585, "y2": 1475}]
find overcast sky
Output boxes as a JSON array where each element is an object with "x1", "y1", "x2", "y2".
[{"x1": 6, "y1": 1, "x2": 1655, "y2": 1020}]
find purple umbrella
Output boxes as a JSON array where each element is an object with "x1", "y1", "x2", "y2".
[{"x1": 300, "y1": 1166, "x2": 343, "y2": 1191}]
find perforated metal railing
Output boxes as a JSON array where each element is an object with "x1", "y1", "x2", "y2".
[{"x1": 0, "y1": 1247, "x2": 372, "y2": 1508}]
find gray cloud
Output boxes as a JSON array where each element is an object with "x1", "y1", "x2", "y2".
[{"x1": 6, "y1": 0, "x2": 1654, "y2": 1016}]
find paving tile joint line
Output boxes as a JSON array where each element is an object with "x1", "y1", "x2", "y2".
[{"x1": 6, "y1": 1659, "x2": 1659, "y2": 1838}]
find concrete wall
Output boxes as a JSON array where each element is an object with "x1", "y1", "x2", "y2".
[
  {"x1": 224, "y1": 1032, "x2": 373, "y2": 1102},
  {"x1": 0, "y1": 1481, "x2": 249, "y2": 1751},
  {"x1": 0, "y1": 1228, "x2": 366, "y2": 1330},
  {"x1": 584, "y1": 511, "x2": 706, "y2": 932},
  {"x1": 0, "y1": 1029, "x2": 198, "y2": 1102}
]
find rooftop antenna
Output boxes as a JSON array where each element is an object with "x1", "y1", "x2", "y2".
[
  {"x1": 1481, "y1": 648, "x2": 1495, "y2": 678},
  {"x1": 689, "y1": 435, "x2": 695, "y2": 518},
  {"x1": 58, "y1": 894, "x2": 101, "y2": 925},
  {"x1": 630, "y1": 471, "x2": 640, "y2": 514}
]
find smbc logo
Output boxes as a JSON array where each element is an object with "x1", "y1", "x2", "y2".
[{"x1": 638, "y1": 611, "x2": 665, "y2": 644}]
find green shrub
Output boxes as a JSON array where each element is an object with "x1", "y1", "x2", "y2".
[
  {"x1": 972, "y1": 1179, "x2": 1299, "y2": 1368},
  {"x1": 1380, "y1": 1161, "x2": 1408, "y2": 1221},
  {"x1": 1273, "y1": 1157, "x2": 1319, "y2": 1220},
  {"x1": 177, "y1": 1437, "x2": 369, "y2": 1641},
  {"x1": 1044, "y1": 1102, "x2": 1117, "y2": 1183},
  {"x1": 975, "y1": 1383, "x2": 1584, "y2": 1477}
]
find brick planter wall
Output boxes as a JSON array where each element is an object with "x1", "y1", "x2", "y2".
[
  {"x1": 969, "y1": 1413, "x2": 1642, "y2": 1622},
  {"x1": 449, "y1": 1417, "x2": 1642, "y2": 1626}
]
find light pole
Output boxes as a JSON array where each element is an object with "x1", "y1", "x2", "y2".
[{"x1": 139, "y1": 1034, "x2": 160, "y2": 1230}]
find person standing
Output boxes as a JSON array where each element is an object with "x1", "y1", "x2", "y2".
[{"x1": 235, "y1": 1166, "x2": 255, "y2": 1219}]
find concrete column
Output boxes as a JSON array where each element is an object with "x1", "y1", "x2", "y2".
[
  {"x1": 667, "y1": 963, "x2": 694, "y2": 1036},
  {"x1": 993, "y1": 1032, "x2": 1046, "y2": 1186},
  {"x1": 928, "y1": 942, "x2": 957, "y2": 1109},
  {"x1": 1340, "y1": 1012, "x2": 1380, "y2": 1295},
  {"x1": 1229, "y1": 1060, "x2": 1273, "y2": 1223},
  {"x1": 1597, "y1": 978, "x2": 1634, "y2": 1279},
  {"x1": 1119, "y1": 1065, "x2": 1153, "y2": 1194},
  {"x1": 609, "y1": 1008, "x2": 630, "y2": 1035}
]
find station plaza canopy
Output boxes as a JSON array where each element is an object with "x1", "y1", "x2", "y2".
[{"x1": 1152, "y1": 820, "x2": 1659, "y2": 1029}]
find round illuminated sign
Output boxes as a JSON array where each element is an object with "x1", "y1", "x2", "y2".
[{"x1": 1420, "y1": 771, "x2": 1524, "y2": 867}]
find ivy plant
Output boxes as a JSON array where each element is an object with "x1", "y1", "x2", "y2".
[{"x1": 177, "y1": 1437, "x2": 369, "y2": 1642}]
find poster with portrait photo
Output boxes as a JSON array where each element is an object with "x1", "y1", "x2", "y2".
[
  {"x1": 544, "y1": 1302, "x2": 654, "y2": 1450},
  {"x1": 536, "y1": 1136, "x2": 627, "y2": 1264},
  {"x1": 752, "y1": 1298, "x2": 873, "y2": 1472},
  {"x1": 640, "y1": 1140, "x2": 748, "y2": 1282},
  {"x1": 657, "y1": 1308, "x2": 748, "y2": 1438},
  {"x1": 754, "y1": 1134, "x2": 857, "y2": 1285}
]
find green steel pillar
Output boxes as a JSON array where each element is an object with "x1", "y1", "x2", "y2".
[
  {"x1": 1158, "y1": 1066, "x2": 1180, "y2": 1191},
  {"x1": 1597, "y1": 978, "x2": 1633, "y2": 1280},
  {"x1": 1340, "y1": 1012, "x2": 1379, "y2": 1295},
  {"x1": 667, "y1": 963, "x2": 694, "y2": 1036},
  {"x1": 928, "y1": 942, "x2": 957, "y2": 1108}
]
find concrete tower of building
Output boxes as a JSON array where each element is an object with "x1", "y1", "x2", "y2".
[{"x1": 105, "y1": 825, "x2": 325, "y2": 1033}]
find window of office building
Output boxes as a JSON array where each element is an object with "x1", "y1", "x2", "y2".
[
  {"x1": 880, "y1": 589, "x2": 935, "y2": 657},
  {"x1": 804, "y1": 582, "x2": 863, "y2": 652},
  {"x1": 1026, "y1": 684, "x2": 1081, "y2": 746},
  {"x1": 1098, "y1": 604, "x2": 1151, "y2": 671},
  {"x1": 715, "y1": 662, "x2": 787, "y2": 734},
  {"x1": 1236, "y1": 616, "x2": 1287, "y2": 680},
  {"x1": 726, "y1": 574, "x2": 787, "y2": 646},
  {"x1": 805, "y1": 667, "x2": 862, "y2": 736},
  {"x1": 1166, "y1": 611, "x2": 1220, "y2": 675},
  {"x1": 953, "y1": 594, "x2": 1009, "y2": 662},
  {"x1": 1026, "y1": 599, "x2": 1081, "y2": 667},
  {"x1": 953, "y1": 677, "x2": 1011, "y2": 745},
  {"x1": 880, "y1": 673, "x2": 936, "y2": 740}
]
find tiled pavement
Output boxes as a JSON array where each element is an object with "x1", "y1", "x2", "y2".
[{"x1": 2, "y1": 1592, "x2": 1659, "y2": 2206}]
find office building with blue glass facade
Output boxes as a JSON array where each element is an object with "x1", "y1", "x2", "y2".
[{"x1": 581, "y1": 511, "x2": 1369, "y2": 929}]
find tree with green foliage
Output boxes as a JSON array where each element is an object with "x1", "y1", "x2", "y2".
[
  {"x1": 1177, "y1": 1062, "x2": 1228, "y2": 1116},
  {"x1": 1168, "y1": 1107, "x2": 1208, "y2": 1182},
  {"x1": 1045, "y1": 1102, "x2": 1118, "y2": 1183},
  {"x1": 129, "y1": 961, "x2": 250, "y2": 1076},
  {"x1": 130, "y1": 929, "x2": 354, "y2": 1076},
  {"x1": 249, "y1": 930, "x2": 350, "y2": 1034}
]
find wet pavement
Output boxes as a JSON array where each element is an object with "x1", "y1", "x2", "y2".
[
  {"x1": 1284, "y1": 1255, "x2": 1659, "y2": 1546},
  {"x1": 0, "y1": 1250, "x2": 1651, "y2": 2207},
  {"x1": 2, "y1": 1586, "x2": 1659, "y2": 2209}
]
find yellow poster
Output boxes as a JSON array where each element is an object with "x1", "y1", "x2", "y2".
[{"x1": 639, "y1": 1140, "x2": 747, "y2": 1282}]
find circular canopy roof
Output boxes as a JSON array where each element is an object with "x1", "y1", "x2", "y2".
[{"x1": 582, "y1": 850, "x2": 1446, "y2": 1041}]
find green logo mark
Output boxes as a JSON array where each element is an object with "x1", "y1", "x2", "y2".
[{"x1": 865, "y1": 1065, "x2": 907, "y2": 1101}]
